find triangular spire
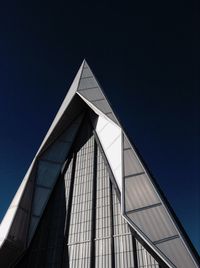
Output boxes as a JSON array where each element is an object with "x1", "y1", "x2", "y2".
[{"x1": 0, "y1": 61, "x2": 199, "y2": 268}]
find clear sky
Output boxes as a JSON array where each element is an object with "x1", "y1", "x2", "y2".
[{"x1": 0, "y1": 0, "x2": 199, "y2": 254}]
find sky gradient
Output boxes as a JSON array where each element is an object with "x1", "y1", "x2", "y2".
[{"x1": 0, "y1": 0, "x2": 199, "y2": 254}]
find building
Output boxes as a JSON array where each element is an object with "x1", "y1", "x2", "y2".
[{"x1": 0, "y1": 60, "x2": 199, "y2": 267}]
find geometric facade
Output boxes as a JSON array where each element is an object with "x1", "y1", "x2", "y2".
[{"x1": 0, "y1": 60, "x2": 199, "y2": 267}]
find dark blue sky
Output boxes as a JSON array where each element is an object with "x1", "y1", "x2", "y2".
[{"x1": 0, "y1": 0, "x2": 199, "y2": 254}]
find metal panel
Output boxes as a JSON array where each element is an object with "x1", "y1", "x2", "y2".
[
  {"x1": 67, "y1": 134, "x2": 94, "y2": 266},
  {"x1": 91, "y1": 99, "x2": 112, "y2": 115},
  {"x1": 77, "y1": 87, "x2": 104, "y2": 102},
  {"x1": 136, "y1": 239, "x2": 159, "y2": 268},
  {"x1": 125, "y1": 173, "x2": 160, "y2": 211},
  {"x1": 128, "y1": 205, "x2": 178, "y2": 242},
  {"x1": 81, "y1": 65, "x2": 92, "y2": 78},
  {"x1": 112, "y1": 185, "x2": 135, "y2": 268},
  {"x1": 78, "y1": 77, "x2": 99, "y2": 90},
  {"x1": 123, "y1": 147, "x2": 143, "y2": 176},
  {"x1": 94, "y1": 115, "x2": 122, "y2": 191},
  {"x1": 157, "y1": 238, "x2": 198, "y2": 268},
  {"x1": 94, "y1": 147, "x2": 112, "y2": 267},
  {"x1": 123, "y1": 131, "x2": 199, "y2": 267}
]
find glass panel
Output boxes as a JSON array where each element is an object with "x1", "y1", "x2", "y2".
[
  {"x1": 37, "y1": 161, "x2": 61, "y2": 188},
  {"x1": 32, "y1": 187, "x2": 51, "y2": 216}
]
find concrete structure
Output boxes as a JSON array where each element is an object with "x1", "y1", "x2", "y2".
[{"x1": 0, "y1": 60, "x2": 199, "y2": 267}]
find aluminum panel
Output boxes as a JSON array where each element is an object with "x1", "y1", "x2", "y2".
[
  {"x1": 128, "y1": 205, "x2": 178, "y2": 242},
  {"x1": 78, "y1": 77, "x2": 99, "y2": 90},
  {"x1": 125, "y1": 173, "x2": 160, "y2": 211},
  {"x1": 123, "y1": 148, "x2": 143, "y2": 176},
  {"x1": 37, "y1": 161, "x2": 61, "y2": 188},
  {"x1": 123, "y1": 135, "x2": 132, "y2": 150},
  {"x1": 114, "y1": 235, "x2": 134, "y2": 268},
  {"x1": 95, "y1": 238, "x2": 112, "y2": 268},
  {"x1": 136, "y1": 240, "x2": 159, "y2": 268},
  {"x1": 92, "y1": 99, "x2": 112, "y2": 115},
  {"x1": 97, "y1": 119, "x2": 120, "y2": 150},
  {"x1": 157, "y1": 238, "x2": 198, "y2": 268},
  {"x1": 81, "y1": 65, "x2": 92, "y2": 78},
  {"x1": 95, "y1": 116, "x2": 122, "y2": 191},
  {"x1": 78, "y1": 87, "x2": 103, "y2": 102},
  {"x1": 68, "y1": 242, "x2": 91, "y2": 268}
]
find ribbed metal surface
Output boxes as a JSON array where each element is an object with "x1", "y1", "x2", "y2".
[
  {"x1": 157, "y1": 238, "x2": 197, "y2": 268},
  {"x1": 136, "y1": 240, "x2": 159, "y2": 267},
  {"x1": 67, "y1": 135, "x2": 94, "y2": 267},
  {"x1": 122, "y1": 131, "x2": 200, "y2": 267},
  {"x1": 125, "y1": 173, "x2": 160, "y2": 211},
  {"x1": 78, "y1": 76, "x2": 99, "y2": 90},
  {"x1": 77, "y1": 87, "x2": 103, "y2": 102},
  {"x1": 95, "y1": 147, "x2": 112, "y2": 267},
  {"x1": 81, "y1": 64, "x2": 93, "y2": 78},
  {"x1": 123, "y1": 139, "x2": 143, "y2": 176},
  {"x1": 128, "y1": 205, "x2": 178, "y2": 242}
]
